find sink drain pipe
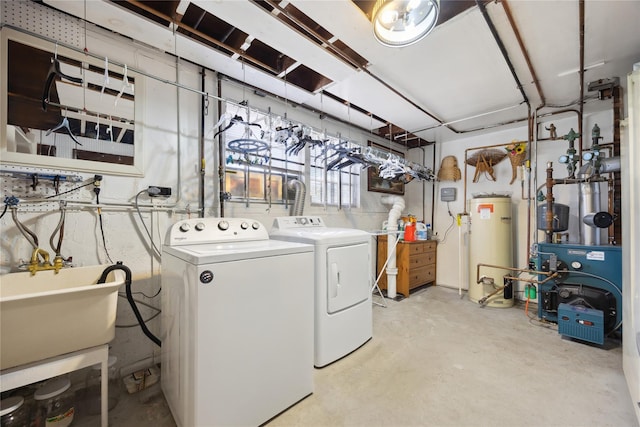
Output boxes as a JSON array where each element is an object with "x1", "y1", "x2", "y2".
[{"x1": 98, "y1": 263, "x2": 162, "y2": 347}]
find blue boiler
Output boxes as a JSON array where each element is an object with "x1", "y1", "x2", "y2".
[{"x1": 537, "y1": 243, "x2": 622, "y2": 345}]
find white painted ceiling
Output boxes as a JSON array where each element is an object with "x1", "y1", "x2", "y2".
[{"x1": 43, "y1": 0, "x2": 640, "y2": 145}]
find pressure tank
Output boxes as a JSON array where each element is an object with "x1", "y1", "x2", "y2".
[{"x1": 468, "y1": 196, "x2": 514, "y2": 307}]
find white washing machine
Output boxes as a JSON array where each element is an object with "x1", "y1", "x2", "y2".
[
  {"x1": 161, "y1": 217, "x2": 314, "y2": 427},
  {"x1": 270, "y1": 216, "x2": 372, "y2": 367}
]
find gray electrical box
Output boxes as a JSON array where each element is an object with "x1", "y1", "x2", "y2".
[{"x1": 441, "y1": 187, "x2": 456, "y2": 202}]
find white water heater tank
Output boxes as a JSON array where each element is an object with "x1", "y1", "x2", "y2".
[{"x1": 468, "y1": 196, "x2": 514, "y2": 307}]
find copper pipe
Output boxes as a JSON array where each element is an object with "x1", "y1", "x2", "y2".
[
  {"x1": 535, "y1": 109, "x2": 581, "y2": 141},
  {"x1": 545, "y1": 163, "x2": 555, "y2": 243},
  {"x1": 462, "y1": 140, "x2": 528, "y2": 214},
  {"x1": 535, "y1": 176, "x2": 608, "y2": 195},
  {"x1": 607, "y1": 177, "x2": 615, "y2": 244},
  {"x1": 476, "y1": 263, "x2": 555, "y2": 279},
  {"x1": 612, "y1": 85, "x2": 623, "y2": 244}
]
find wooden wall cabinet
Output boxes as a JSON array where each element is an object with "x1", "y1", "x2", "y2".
[{"x1": 376, "y1": 236, "x2": 437, "y2": 298}]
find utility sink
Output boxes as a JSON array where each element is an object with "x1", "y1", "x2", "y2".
[{"x1": 0, "y1": 265, "x2": 125, "y2": 370}]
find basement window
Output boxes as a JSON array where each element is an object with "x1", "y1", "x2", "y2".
[
  {"x1": 309, "y1": 133, "x2": 361, "y2": 208},
  {"x1": 222, "y1": 103, "x2": 304, "y2": 205},
  {"x1": 221, "y1": 101, "x2": 359, "y2": 208}
]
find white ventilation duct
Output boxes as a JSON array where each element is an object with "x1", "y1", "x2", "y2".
[{"x1": 381, "y1": 195, "x2": 405, "y2": 299}]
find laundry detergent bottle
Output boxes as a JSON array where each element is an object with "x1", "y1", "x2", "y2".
[
  {"x1": 404, "y1": 222, "x2": 416, "y2": 242},
  {"x1": 416, "y1": 222, "x2": 428, "y2": 240}
]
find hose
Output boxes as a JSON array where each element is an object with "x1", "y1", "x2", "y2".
[
  {"x1": 97, "y1": 262, "x2": 162, "y2": 347},
  {"x1": 11, "y1": 206, "x2": 39, "y2": 249},
  {"x1": 49, "y1": 201, "x2": 66, "y2": 257}
]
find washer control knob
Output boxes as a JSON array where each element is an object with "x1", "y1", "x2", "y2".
[
  {"x1": 179, "y1": 223, "x2": 191, "y2": 232},
  {"x1": 571, "y1": 261, "x2": 582, "y2": 270},
  {"x1": 195, "y1": 222, "x2": 205, "y2": 231},
  {"x1": 218, "y1": 220, "x2": 229, "y2": 231},
  {"x1": 251, "y1": 222, "x2": 260, "y2": 230},
  {"x1": 240, "y1": 222, "x2": 249, "y2": 230}
]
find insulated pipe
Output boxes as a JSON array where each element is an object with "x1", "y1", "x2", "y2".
[
  {"x1": 476, "y1": 0, "x2": 530, "y2": 109},
  {"x1": 599, "y1": 156, "x2": 621, "y2": 174},
  {"x1": 381, "y1": 195, "x2": 405, "y2": 299},
  {"x1": 501, "y1": 0, "x2": 545, "y2": 107},
  {"x1": 579, "y1": 180, "x2": 601, "y2": 245},
  {"x1": 578, "y1": 163, "x2": 601, "y2": 245}
]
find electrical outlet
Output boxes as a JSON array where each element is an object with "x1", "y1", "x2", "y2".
[{"x1": 148, "y1": 186, "x2": 172, "y2": 197}]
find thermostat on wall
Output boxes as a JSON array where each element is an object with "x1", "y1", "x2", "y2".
[{"x1": 441, "y1": 187, "x2": 456, "y2": 202}]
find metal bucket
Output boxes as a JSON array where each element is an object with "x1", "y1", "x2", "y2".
[{"x1": 537, "y1": 203, "x2": 570, "y2": 232}]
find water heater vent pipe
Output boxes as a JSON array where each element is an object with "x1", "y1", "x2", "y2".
[{"x1": 381, "y1": 195, "x2": 405, "y2": 299}]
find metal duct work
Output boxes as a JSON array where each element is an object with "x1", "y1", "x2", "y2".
[
  {"x1": 288, "y1": 179, "x2": 306, "y2": 216},
  {"x1": 599, "y1": 156, "x2": 621, "y2": 174},
  {"x1": 577, "y1": 156, "x2": 620, "y2": 245},
  {"x1": 578, "y1": 164, "x2": 602, "y2": 245},
  {"x1": 583, "y1": 212, "x2": 614, "y2": 228}
]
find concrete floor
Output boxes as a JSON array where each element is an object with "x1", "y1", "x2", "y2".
[{"x1": 75, "y1": 285, "x2": 639, "y2": 427}]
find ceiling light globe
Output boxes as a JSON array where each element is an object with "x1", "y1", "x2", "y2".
[{"x1": 372, "y1": 0, "x2": 439, "y2": 47}]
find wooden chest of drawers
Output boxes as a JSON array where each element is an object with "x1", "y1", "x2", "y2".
[{"x1": 376, "y1": 236, "x2": 437, "y2": 298}]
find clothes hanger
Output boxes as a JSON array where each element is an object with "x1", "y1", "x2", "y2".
[
  {"x1": 95, "y1": 115, "x2": 100, "y2": 141},
  {"x1": 106, "y1": 116, "x2": 113, "y2": 143},
  {"x1": 46, "y1": 113, "x2": 82, "y2": 146},
  {"x1": 115, "y1": 64, "x2": 132, "y2": 107},
  {"x1": 213, "y1": 114, "x2": 262, "y2": 138},
  {"x1": 42, "y1": 44, "x2": 83, "y2": 111},
  {"x1": 100, "y1": 57, "x2": 110, "y2": 99}
]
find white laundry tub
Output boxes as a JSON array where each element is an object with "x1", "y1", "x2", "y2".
[{"x1": 0, "y1": 265, "x2": 124, "y2": 370}]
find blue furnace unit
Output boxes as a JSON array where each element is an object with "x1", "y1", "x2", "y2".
[{"x1": 537, "y1": 243, "x2": 622, "y2": 345}]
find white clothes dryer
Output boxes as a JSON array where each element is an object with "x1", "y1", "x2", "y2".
[
  {"x1": 161, "y1": 218, "x2": 314, "y2": 427},
  {"x1": 270, "y1": 216, "x2": 372, "y2": 367}
]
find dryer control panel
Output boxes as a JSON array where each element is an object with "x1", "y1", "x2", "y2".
[
  {"x1": 272, "y1": 216, "x2": 326, "y2": 229},
  {"x1": 166, "y1": 217, "x2": 268, "y2": 245}
]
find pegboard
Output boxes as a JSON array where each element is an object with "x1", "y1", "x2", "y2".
[
  {"x1": 1, "y1": 165, "x2": 89, "y2": 213},
  {"x1": 1, "y1": 1, "x2": 83, "y2": 48}
]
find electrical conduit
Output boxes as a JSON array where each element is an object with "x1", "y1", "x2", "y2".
[{"x1": 381, "y1": 195, "x2": 405, "y2": 299}]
